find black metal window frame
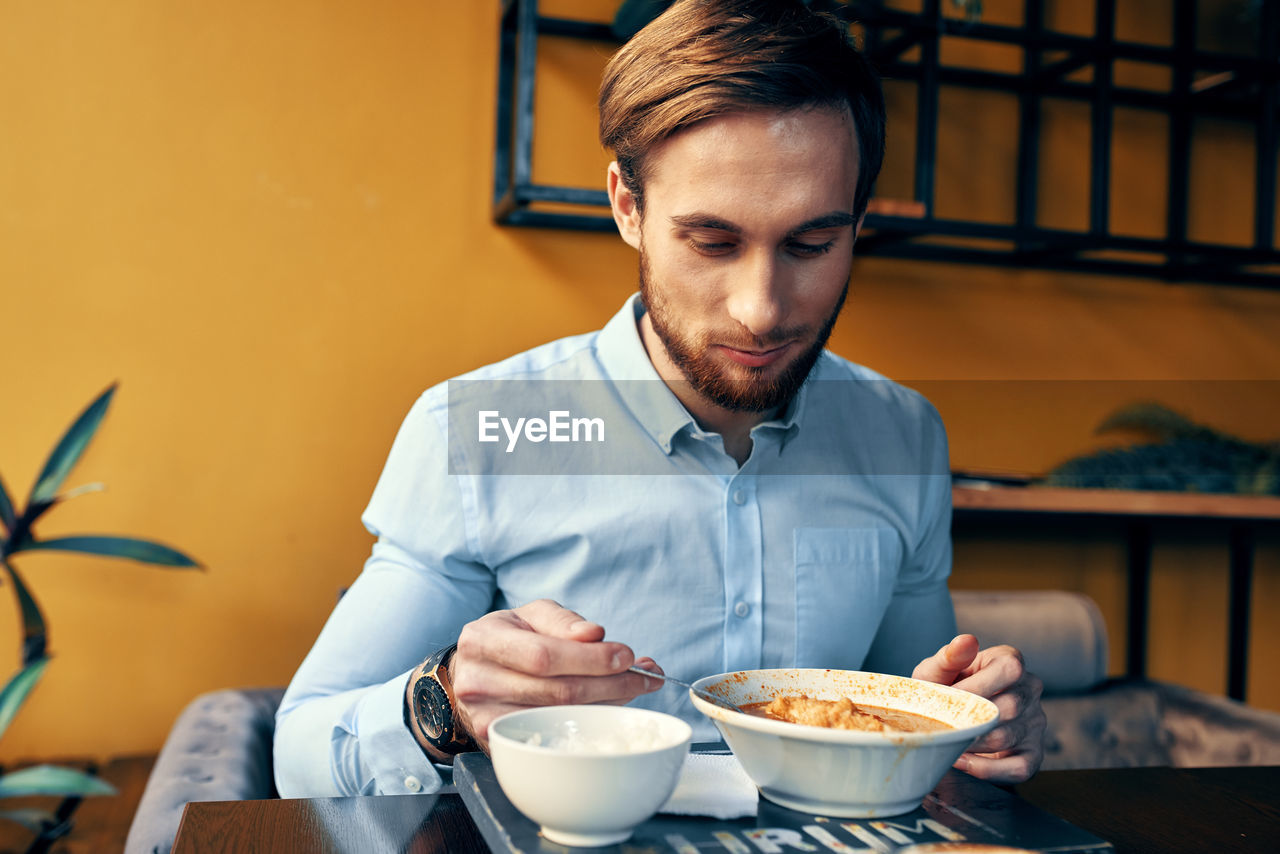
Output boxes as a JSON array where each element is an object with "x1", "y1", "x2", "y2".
[{"x1": 493, "y1": 0, "x2": 1280, "y2": 289}]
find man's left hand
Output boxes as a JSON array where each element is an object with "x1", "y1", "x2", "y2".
[{"x1": 912, "y1": 634, "x2": 1046, "y2": 784}]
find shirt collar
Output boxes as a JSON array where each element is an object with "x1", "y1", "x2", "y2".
[
  {"x1": 749, "y1": 363, "x2": 809, "y2": 457},
  {"x1": 595, "y1": 293, "x2": 815, "y2": 454},
  {"x1": 595, "y1": 294, "x2": 696, "y2": 453}
]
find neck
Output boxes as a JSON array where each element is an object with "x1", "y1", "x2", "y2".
[{"x1": 638, "y1": 312, "x2": 775, "y2": 466}]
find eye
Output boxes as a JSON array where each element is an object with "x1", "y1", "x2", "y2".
[
  {"x1": 688, "y1": 238, "x2": 737, "y2": 256},
  {"x1": 788, "y1": 240, "x2": 835, "y2": 258}
]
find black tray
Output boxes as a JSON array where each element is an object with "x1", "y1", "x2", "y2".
[{"x1": 454, "y1": 751, "x2": 1113, "y2": 854}]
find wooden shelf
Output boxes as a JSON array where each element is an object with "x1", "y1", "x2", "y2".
[{"x1": 953, "y1": 484, "x2": 1280, "y2": 521}]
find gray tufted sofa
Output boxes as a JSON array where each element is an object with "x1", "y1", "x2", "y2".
[
  {"x1": 954, "y1": 589, "x2": 1280, "y2": 770},
  {"x1": 123, "y1": 590, "x2": 1280, "y2": 853},
  {"x1": 124, "y1": 687, "x2": 284, "y2": 854}
]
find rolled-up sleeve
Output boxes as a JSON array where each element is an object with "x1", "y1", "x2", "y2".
[{"x1": 273, "y1": 391, "x2": 495, "y2": 797}]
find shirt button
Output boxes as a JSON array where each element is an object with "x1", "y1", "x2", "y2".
[
  {"x1": 732, "y1": 489, "x2": 746, "y2": 505},
  {"x1": 404, "y1": 775, "x2": 423, "y2": 792},
  {"x1": 734, "y1": 601, "x2": 750, "y2": 618}
]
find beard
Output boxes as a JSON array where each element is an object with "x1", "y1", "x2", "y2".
[{"x1": 639, "y1": 248, "x2": 848, "y2": 414}]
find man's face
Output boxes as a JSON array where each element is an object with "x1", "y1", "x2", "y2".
[{"x1": 614, "y1": 107, "x2": 861, "y2": 414}]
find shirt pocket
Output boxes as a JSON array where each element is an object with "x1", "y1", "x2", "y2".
[{"x1": 794, "y1": 527, "x2": 902, "y2": 669}]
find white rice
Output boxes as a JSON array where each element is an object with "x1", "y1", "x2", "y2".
[{"x1": 523, "y1": 718, "x2": 667, "y2": 754}]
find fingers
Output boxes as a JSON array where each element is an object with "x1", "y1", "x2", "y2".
[
  {"x1": 517, "y1": 598, "x2": 607, "y2": 643},
  {"x1": 951, "y1": 644, "x2": 1028, "y2": 699},
  {"x1": 447, "y1": 600, "x2": 663, "y2": 750},
  {"x1": 463, "y1": 600, "x2": 633, "y2": 678},
  {"x1": 972, "y1": 691, "x2": 1025, "y2": 753},
  {"x1": 918, "y1": 639, "x2": 1047, "y2": 785},
  {"x1": 912, "y1": 634, "x2": 980, "y2": 685},
  {"x1": 949, "y1": 656, "x2": 1047, "y2": 785},
  {"x1": 966, "y1": 683, "x2": 1043, "y2": 754},
  {"x1": 603, "y1": 658, "x2": 664, "y2": 706},
  {"x1": 955, "y1": 747, "x2": 1042, "y2": 785},
  {"x1": 461, "y1": 661, "x2": 660, "y2": 707},
  {"x1": 454, "y1": 665, "x2": 661, "y2": 750},
  {"x1": 957, "y1": 698, "x2": 1046, "y2": 785}
]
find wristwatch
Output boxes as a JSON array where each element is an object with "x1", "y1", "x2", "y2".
[{"x1": 404, "y1": 643, "x2": 478, "y2": 757}]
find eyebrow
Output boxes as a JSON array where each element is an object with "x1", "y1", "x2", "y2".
[
  {"x1": 785, "y1": 212, "x2": 858, "y2": 238},
  {"x1": 669, "y1": 213, "x2": 741, "y2": 233},
  {"x1": 668, "y1": 211, "x2": 857, "y2": 238}
]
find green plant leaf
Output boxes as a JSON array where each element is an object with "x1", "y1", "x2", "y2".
[
  {"x1": 19, "y1": 536, "x2": 201, "y2": 568},
  {"x1": 0, "y1": 808, "x2": 60, "y2": 833},
  {"x1": 0, "y1": 558, "x2": 47, "y2": 664},
  {"x1": 0, "y1": 474, "x2": 14, "y2": 534},
  {"x1": 0, "y1": 765, "x2": 116, "y2": 798},
  {"x1": 28, "y1": 383, "x2": 117, "y2": 507},
  {"x1": 1095, "y1": 402, "x2": 1222, "y2": 443},
  {"x1": 0, "y1": 657, "x2": 48, "y2": 740}
]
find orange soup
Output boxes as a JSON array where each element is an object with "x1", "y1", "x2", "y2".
[{"x1": 741, "y1": 695, "x2": 952, "y2": 733}]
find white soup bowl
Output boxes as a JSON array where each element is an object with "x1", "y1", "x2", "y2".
[{"x1": 691, "y1": 668, "x2": 999, "y2": 818}]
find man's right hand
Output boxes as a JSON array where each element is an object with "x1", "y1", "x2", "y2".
[{"x1": 449, "y1": 599, "x2": 664, "y2": 751}]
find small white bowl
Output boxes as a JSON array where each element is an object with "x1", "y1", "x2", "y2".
[
  {"x1": 691, "y1": 669, "x2": 999, "y2": 818},
  {"x1": 488, "y1": 705, "x2": 692, "y2": 847}
]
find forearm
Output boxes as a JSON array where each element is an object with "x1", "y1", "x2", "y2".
[
  {"x1": 271, "y1": 550, "x2": 490, "y2": 795},
  {"x1": 273, "y1": 391, "x2": 497, "y2": 796}
]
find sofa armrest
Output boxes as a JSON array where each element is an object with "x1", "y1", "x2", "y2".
[
  {"x1": 124, "y1": 687, "x2": 285, "y2": 854},
  {"x1": 952, "y1": 589, "x2": 1109, "y2": 694}
]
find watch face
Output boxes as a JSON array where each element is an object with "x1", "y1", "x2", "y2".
[{"x1": 412, "y1": 677, "x2": 454, "y2": 746}]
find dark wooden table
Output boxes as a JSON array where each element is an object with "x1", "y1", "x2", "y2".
[
  {"x1": 171, "y1": 765, "x2": 1280, "y2": 854},
  {"x1": 170, "y1": 789, "x2": 486, "y2": 854},
  {"x1": 1014, "y1": 766, "x2": 1280, "y2": 854}
]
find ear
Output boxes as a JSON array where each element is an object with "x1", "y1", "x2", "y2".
[{"x1": 607, "y1": 162, "x2": 643, "y2": 250}]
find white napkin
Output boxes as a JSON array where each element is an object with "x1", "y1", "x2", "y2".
[{"x1": 659, "y1": 752, "x2": 759, "y2": 819}]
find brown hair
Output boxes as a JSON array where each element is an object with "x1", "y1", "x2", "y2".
[{"x1": 599, "y1": 0, "x2": 886, "y2": 218}]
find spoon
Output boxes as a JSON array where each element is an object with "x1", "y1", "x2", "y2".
[{"x1": 628, "y1": 666, "x2": 746, "y2": 715}]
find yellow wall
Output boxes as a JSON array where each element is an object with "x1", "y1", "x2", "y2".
[{"x1": 2, "y1": 1, "x2": 1277, "y2": 761}]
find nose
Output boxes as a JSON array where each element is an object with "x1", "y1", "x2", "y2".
[{"x1": 725, "y1": 248, "x2": 787, "y2": 339}]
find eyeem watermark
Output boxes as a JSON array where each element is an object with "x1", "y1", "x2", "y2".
[{"x1": 478, "y1": 410, "x2": 605, "y2": 453}]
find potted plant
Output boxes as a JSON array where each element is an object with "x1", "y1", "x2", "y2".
[{"x1": 0, "y1": 384, "x2": 200, "y2": 841}]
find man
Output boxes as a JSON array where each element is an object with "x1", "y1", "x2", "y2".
[{"x1": 274, "y1": 0, "x2": 1045, "y2": 798}]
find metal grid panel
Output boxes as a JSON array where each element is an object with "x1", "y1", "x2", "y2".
[{"x1": 493, "y1": 0, "x2": 1280, "y2": 288}]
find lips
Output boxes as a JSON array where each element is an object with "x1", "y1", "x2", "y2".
[{"x1": 717, "y1": 341, "x2": 794, "y2": 368}]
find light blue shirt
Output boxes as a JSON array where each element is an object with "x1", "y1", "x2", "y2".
[{"x1": 274, "y1": 294, "x2": 955, "y2": 797}]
